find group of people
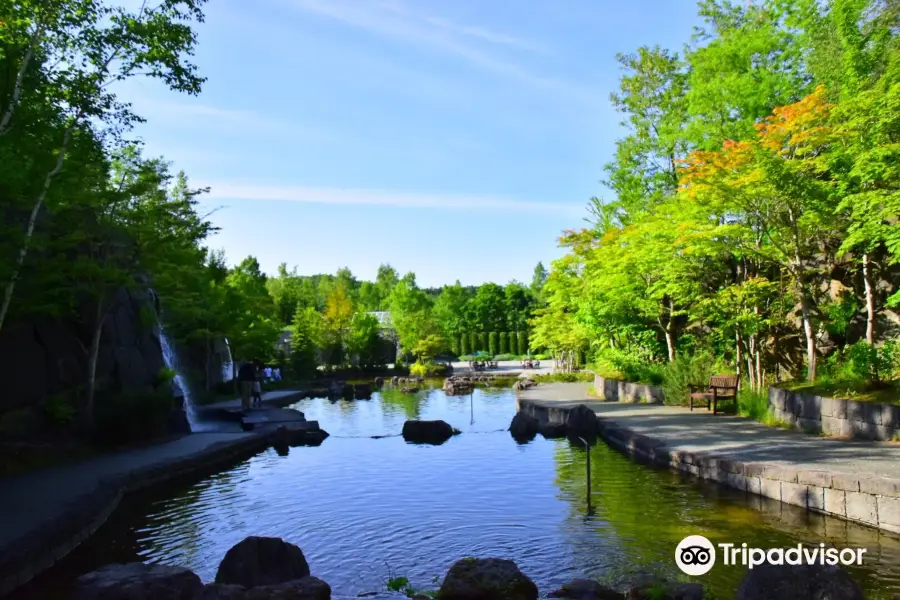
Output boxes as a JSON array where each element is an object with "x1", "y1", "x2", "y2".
[{"x1": 236, "y1": 361, "x2": 282, "y2": 410}]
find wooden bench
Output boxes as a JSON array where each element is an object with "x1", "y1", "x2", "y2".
[{"x1": 689, "y1": 375, "x2": 739, "y2": 415}]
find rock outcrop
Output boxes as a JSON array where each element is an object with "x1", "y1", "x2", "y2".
[
  {"x1": 401, "y1": 419, "x2": 460, "y2": 445},
  {"x1": 508, "y1": 412, "x2": 539, "y2": 443},
  {"x1": 513, "y1": 378, "x2": 536, "y2": 392},
  {"x1": 214, "y1": 536, "x2": 310, "y2": 587},
  {"x1": 735, "y1": 563, "x2": 864, "y2": 600},
  {"x1": 70, "y1": 563, "x2": 202, "y2": 600},
  {"x1": 439, "y1": 557, "x2": 538, "y2": 600},
  {"x1": 548, "y1": 578, "x2": 624, "y2": 599},
  {"x1": 566, "y1": 404, "x2": 600, "y2": 441},
  {"x1": 274, "y1": 424, "x2": 329, "y2": 447}
]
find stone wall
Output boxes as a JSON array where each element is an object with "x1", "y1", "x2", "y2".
[
  {"x1": 593, "y1": 374, "x2": 665, "y2": 404},
  {"x1": 768, "y1": 387, "x2": 900, "y2": 441},
  {"x1": 0, "y1": 287, "x2": 167, "y2": 433}
]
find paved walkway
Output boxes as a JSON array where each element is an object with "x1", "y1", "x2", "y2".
[
  {"x1": 519, "y1": 383, "x2": 900, "y2": 480},
  {"x1": 0, "y1": 389, "x2": 304, "y2": 559}
]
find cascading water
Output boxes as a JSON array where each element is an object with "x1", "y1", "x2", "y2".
[
  {"x1": 220, "y1": 337, "x2": 234, "y2": 383},
  {"x1": 159, "y1": 329, "x2": 216, "y2": 433}
]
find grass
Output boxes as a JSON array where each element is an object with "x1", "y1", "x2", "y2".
[
  {"x1": 384, "y1": 568, "x2": 438, "y2": 598},
  {"x1": 780, "y1": 379, "x2": 900, "y2": 405}
]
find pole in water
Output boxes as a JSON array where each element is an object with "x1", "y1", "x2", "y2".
[
  {"x1": 578, "y1": 436, "x2": 592, "y2": 514},
  {"x1": 470, "y1": 391, "x2": 474, "y2": 425}
]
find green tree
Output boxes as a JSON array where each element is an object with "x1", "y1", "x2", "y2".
[
  {"x1": 509, "y1": 331, "x2": 519, "y2": 355},
  {"x1": 0, "y1": 0, "x2": 207, "y2": 332},
  {"x1": 499, "y1": 331, "x2": 508, "y2": 354},
  {"x1": 488, "y1": 331, "x2": 498, "y2": 356},
  {"x1": 346, "y1": 311, "x2": 381, "y2": 368},
  {"x1": 460, "y1": 333, "x2": 469, "y2": 356},
  {"x1": 290, "y1": 306, "x2": 324, "y2": 378},
  {"x1": 518, "y1": 331, "x2": 528, "y2": 356}
]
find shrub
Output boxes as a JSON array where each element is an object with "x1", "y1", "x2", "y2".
[
  {"x1": 499, "y1": 332, "x2": 508, "y2": 354},
  {"x1": 518, "y1": 331, "x2": 528, "y2": 355},
  {"x1": 469, "y1": 332, "x2": 477, "y2": 354},
  {"x1": 409, "y1": 361, "x2": 445, "y2": 377},
  {"x1": 822, "y1": 341, "x2": 900, "y2": 387},
  {"x1": 661, "y1": 352, "x2": 725, "y2": 406},
  {"x1": 478, "y1": 332, "x2": 487, "y2": 352},
  {"x1": 535, "y1": 372, "x2": 593, "y2": 383},
  {"x1": 460, "y1": 334, "x2": 469, "y2": 356},
  {"x1": 488, "y1": 332, "x2": 498, "y2": 356},
  {"x1": 533, "y1": 353, "x2": 550, "y2": 361},
  {"x1": 509, "y1": 332, "x2": 519, "y2": 355},
  {"x1": 493, "y1": 353, "x2": 517, "y2": 361}
]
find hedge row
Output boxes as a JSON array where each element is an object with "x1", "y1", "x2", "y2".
[{"x1": 458, "y1": 331, "x2": 528, "y2": 355}]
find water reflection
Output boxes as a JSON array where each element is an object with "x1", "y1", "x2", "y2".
[{"x1": 14, "y1": 385, "x2": 900, "y2": 600}]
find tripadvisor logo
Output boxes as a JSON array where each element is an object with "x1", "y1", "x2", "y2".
[
  {"x1": 676, "y1": 535, "x2": 716, "y2": 576},
  {"x1": 675, "y1": 535, "x2": 867, "y2": 576}
]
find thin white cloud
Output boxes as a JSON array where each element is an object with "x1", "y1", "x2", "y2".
[
  {"x1": 198, "y1": 181, "x2": 584, "y2": 216},
  {"x1": 281, "y1": 0, "x2": 596, "y2": 104},
  {"x1": 127, "y1": 97, "x2": 350, "y2": 144}
]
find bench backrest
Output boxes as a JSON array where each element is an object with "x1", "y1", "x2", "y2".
[{"x1": 709, "y1": 374, "x2": 739, "y2": 390}]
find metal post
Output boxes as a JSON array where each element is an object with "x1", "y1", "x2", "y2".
[{"x1": 579, "y1": 437, "x2": 592, "y2": 513}]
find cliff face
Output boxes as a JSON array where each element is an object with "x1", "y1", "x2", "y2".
[{"x1": 0, "y1": 287, "x2": 166, "y2": 424}]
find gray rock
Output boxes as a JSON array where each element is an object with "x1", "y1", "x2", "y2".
[
  {"x1": 439, "y1": 557, "x2": 538, "y2": 600},
  {"x1": 355, "y1": 383, "x2": 372, "y2": 398},
  {"x1": 214, "y1": 536, "x2": 310, "y2": 587},
  {"x1": 549, "y1": 578, "x2": 624, "y2": 599},
  {"x1": 566, "y1": 404, "x2": 600, "y2": 441},
  {"x1": 70, "y1": 562, "x2": 202, "y2": 600},
  {"x1": 274, "y1": 425, "x2": 329, "y2": 447},
  {"x1": 243, "y1": 576, "x2": 331, "y2": 600},
  {"x1": 735, "y1": 563, "x2": 863, "y2": 600},
  {"x1": 508, "y1": 412, "x2": 539, "y2": 442},
  {"x1": 374, "y1": 377, "x2": 384, "y2": 387},
  {"x1": 626, "y1": 582, "x2": 704, "y2": 600},
  {"x1": 195, "y1": 583, "x2": 247, "y2": 599},
  {"x1": 402, "y1": 419, "x2": 460, "y2": 445}
]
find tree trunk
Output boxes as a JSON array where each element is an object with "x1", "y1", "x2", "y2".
[
  {"x1": 0, "y1": 23, "x2": 44, "y2": 137},
  {"x1": 755, "y1": 345, "x2": 763, "y2": 391},
  {"x1": 735, "y1": 331, "x2": 743, "y2": 380},
  {"x1": 665, "y1": 330, "x2": 675, "y2": 362},
  {"x1": 798, "y1": 287, "x2": 817, "y2": 381},
  {"x1": 862, "y1": 253, "x2": 875, "y2": 345},
  {"x1": 83, "y1": 301, "x2": 106, "y2": 434},
  {"x1": 0, "y1": 122, "x2": 76, "y2": 333}
]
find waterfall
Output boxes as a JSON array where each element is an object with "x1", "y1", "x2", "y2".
[
  {"x1": 221, "y1": 337, "x2": 234, "y2": 382},
  {"x1": 159, "y1": 329, "x2": 216, "y2": 433}
]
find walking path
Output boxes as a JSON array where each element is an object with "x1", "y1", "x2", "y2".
[
  {"x1": 519, "y1": 383, "x2": 900, "y2": 535},
  {"x1": 450, "y1": 359, "x2": 553, "y2": 377},
  {"x1": 0, "y1": 389, "x2": 306, "y2": 595}
]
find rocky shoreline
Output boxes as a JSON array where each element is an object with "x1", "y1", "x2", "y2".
[{"x1": 68, "y1": 535, "x2": 866, "y2": 600}]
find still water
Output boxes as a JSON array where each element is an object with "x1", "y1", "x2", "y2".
[{"x1": 16, "y1": 385, "x2": 900, "y2": 599}]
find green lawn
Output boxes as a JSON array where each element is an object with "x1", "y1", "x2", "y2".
[{"x1": 781, "y1": 380, "x2": 900, "y2": 405}]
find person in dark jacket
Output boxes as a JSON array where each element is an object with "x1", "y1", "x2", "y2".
[{"x1": 237, "y1": 361, "x2": 256, "y2": 410}]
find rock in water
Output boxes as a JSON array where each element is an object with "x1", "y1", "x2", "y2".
[
  {"x1": 566, "y1": 404, "x2": 600, "y2": 441},
  {"x1": 401, "y1": 419, "x2": 459, "y2": 444},
  {"x1": 508, "y1": 412, "x2": 539, "y2": 443},
  {"x1": 736, "y1": 563, "x2": 863, "y2": 600},
  {"x1": 195, "y1": 583, "x2": 246, "y2": 599},
  {"x1": 70, "y1": 563, "x2": 202, "y2": 600},
  {"x1": 355, "y1": 383, "x2": 372, "y2": 398},
  {"x1": 548, "y1": 578, "x2": 624, "y2": 599},
  {"x1": 243, "y1": 576, "x2": 331, "y2": 600},
  {"x1": 439, "y1": 557, "x2": 538, "y2": 600},
  {"x1": 538, "y1": 421, "x2": 568, "y2": 439},
  {"x1": 215, "y1": 536, "x2": 310, "y2": 587},
  {"x1": 626, "y1": 582, "x2": 704, "y2": 600}
]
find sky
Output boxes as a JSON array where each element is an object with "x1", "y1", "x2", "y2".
[{"x1": 118, "y1": 0, "x2": 701, "y2": 288}]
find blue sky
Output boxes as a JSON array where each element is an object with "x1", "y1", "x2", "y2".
[{"x1": 119, "y1": 0, "x2": 700, "y2": 288}]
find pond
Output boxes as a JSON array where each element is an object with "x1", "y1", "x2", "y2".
[{"x1": 15, "y1": 384, "x2": 900, "y2": 599}]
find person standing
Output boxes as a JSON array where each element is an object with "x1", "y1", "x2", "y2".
[
  {"x1": 237, "y1": 361, "x2": 255, "y2": 410},
  {"x1": 252, "y1": 362, "x2": 264, "y2": 408}
]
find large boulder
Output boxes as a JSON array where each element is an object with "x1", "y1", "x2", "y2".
[
  {"x1": 538, "y1": 422, "x2": 568, "y2": 439},
  {"x1": 355, "y1": 383, "x2": 372, "y2": 398},
  {"x1": 274, "y1": 424, "x2": 329, "y2": 447},
  {"x1": 626, "y1": 582, "x2": 704, "y2": 600},
  {"x1": 548, "y1": 578, "x2": 624, "y2": 599},
  {"x1": 508, "y1": 412, "x2": 539, "y2": 443},
  {"x1": 196, "y1": 577, "x2": 331, "y2": 600},
  {"x1": 70, "y1": 563, "x2": 202, "y2": 600},
  {"x1": 195, "y1": 584, "x2": 247, "y2": 600},
  {"x1": 401, "y1": 420, "x2": 460, "y2": 445},
  {"x1": 244, "y1": 576, "x2": 331, "y2": 600},
  {"x1": 735, "y1": 563, "x2": 863, "y2": 600},
  {"x1": 513, "y1": 378, "x2": 536, "y2": 392},
  {"x1": 214, "y1": 536, "x2": 310, "y2": 587},
  {"x1": 439, "y1": 557, "x2": 538, "y2": 600},
  {"x1": 566, "y1": 404, "x2": 600, "y2": 441}
]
